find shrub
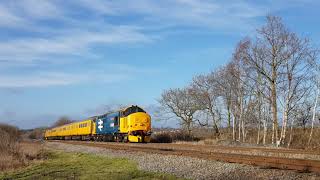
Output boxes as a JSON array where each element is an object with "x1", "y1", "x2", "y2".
[
  {"x1": 0, "y1": 123, "x2": 20, "y2": 154},
  {"x1": 170, "y1": 131, "x2": 200, "y2": 142},
  {"x1": 150, "y1": 133, "x2": 173, "y2": 143},
  {"x1": 28, "y1": 128, "x2": 45, "y2": 140},
  {"x1": 0, "y1": 123, "x2": 44, "y2": 171}
]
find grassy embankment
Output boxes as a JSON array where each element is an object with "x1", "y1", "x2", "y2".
[
  {"x1": 0, "y1": 123, "x2": 182, "y2": 180},
  {"x1": 1, "y1": 151, "x2": 182, "y2": 180}
]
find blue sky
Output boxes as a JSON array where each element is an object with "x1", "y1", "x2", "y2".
[{"x1": 0, "y1": 0, "x2": 319, "y2": 129}]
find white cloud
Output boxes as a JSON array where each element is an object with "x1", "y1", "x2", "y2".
[
  {"x1": 0, "y1": 26, "x2": 152, "y2": 65},
  {"x1": 74, "y1": 0, "x2": 265, "y2": 30},
  {"x1": 18, "y1": 0, "x2": 63, "y2": 20},
  {"x1": 0, "y1": 0, "x2": 311, "y2": 88},
  {"x1": 0, "y1": 0, "x2": 268, "y2": 67},
  {"x1": 0, "y1": 4, "x2": 24, "y2": 27},
  {"x1": 0, "y1": 62, "x2": 161, "y2": 88},
  {"x1": 0, "y1": 71, "x2": 129, "y2": 88}
]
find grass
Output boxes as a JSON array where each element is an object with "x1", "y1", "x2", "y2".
[
  {"x1": 0, "y1": 151, "x2": 183, "y2": 180},
  {"x1": 0, "y1": 142, "x2": 44, "y2": 171}
]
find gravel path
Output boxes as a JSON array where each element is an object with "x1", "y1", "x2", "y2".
[{"x1": 45, "y1": 142, "x2": 320, "y2": 180}]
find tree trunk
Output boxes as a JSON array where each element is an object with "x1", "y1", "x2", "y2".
[
  {"x1": 280, "y1": 65, "x2": 293, "y2": 146},
  {"x1": 272, "y1": 120, "x2": 275, "y2": 145},
  {"x1": 308, "y1": 88, "x2": 319, "y2": 146},
  {"x1": 257, "y1": 109, "x2": 261, "y2": 144},
  {"x1": 227, "y1": 103, "x2": 231, "y2": 130},
  {"x1": 213, "y1": 122, "x2": 219, "y2": 135},
  {"x1": 232, "y1": 114, "x2": 236, "y2": 141},
  {"x1": 238, "y1": 116, "x2": 241, "y2": 141},
  {"x1": 263, "y1": 111, "x2": 267, "y2": 145},
  {"x1": 257, "y1": 98, "x2": 263, "y2": 145},
  {"x1": 280, "y1": 96, "x2": 289, "y2": 146},
  {"x1": 238, "y1": 94, "x2": 244, "y2": 142},
  {"x1": 271, "y1": 80, "x2": 279, "y2": 145},
  {"x1": 256, "y1": 72, "x2": 262, "y2": 145},
  {"x1": 209, "y1": 107, "x2": 219, "y2": 135},
  {"x1": 185, "y1": 118, "x2": 193, "y2": 137},
  {"x1": 287, "y1": 118, "x2": 295, "y2": 148},
  {"x1": 242, "y1": 116, "x2": 245, "y2": 142}
]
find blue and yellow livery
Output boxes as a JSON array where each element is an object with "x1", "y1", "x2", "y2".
[{"x1": 44, "y1": 105, "x2": 151, "y2": 143}]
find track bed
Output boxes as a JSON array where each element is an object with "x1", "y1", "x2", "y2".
[{"x1": 50, "y1": 140, "x2": 320, "y2": 173}]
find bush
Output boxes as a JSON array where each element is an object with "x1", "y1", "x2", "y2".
[
  {"x1": 150, "y1": 130, "x2": 202, "y2": 143},
  {"x1": 170, "y1": 131, "x2": 200, "y2": 142},
  {"x1": 28, "y1": 128, "x2": 45, "y2": 140},
  {"x1": 150, "y1": 133, "x2": 173, "y2": 143},
  {"x1": 0, "y1": 123, "x2": 44, "y2": 171},
  {"x1": 0, "y1": 123, "x2": 20, "y2": 154}
]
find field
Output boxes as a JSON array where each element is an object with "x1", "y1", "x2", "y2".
[{"x1": 0, "y1": 151, "x2": 181, "y2": 180}]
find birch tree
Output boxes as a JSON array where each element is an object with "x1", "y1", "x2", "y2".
[
  {"x1": 308, "y1": 62, "x2": 320, "y2": 146},
  {"x1": 235, "y1": 16, "x2": 317, "y2": 145},
  {"x1": 277, "y1": 28, "x2": 316, "y2": 145}
]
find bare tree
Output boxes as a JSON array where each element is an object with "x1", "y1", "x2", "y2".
[
  {"x1": 288, "y1": 99, "x2": 313, "y2": 147},
  {"x1": 237, "y1": 16, "x2": 285, "y2": 144},
  {"x1": 308, "y1": 89, "x2": 319, "y2": 146},
  {"x1": 52, "y1": 116, "x2": 73, "y2": 128},
  {"x1": 191, "y1": 72, "x2": 220, "y2": 135},
  {"x1": 159, "y1": 87, "x2": 202, "y2": 135},
  {"x1": 235, "y1": 16, "x2": 317, "y2": 145},
  {"x1": 281, "y1": 32, "x2": 316, "y2": 145},
  {"x1": 158, "y1": 15, "x2": 319, "y2": 148},
  {"x1": 215, "y1": 63, "x2": 239, "y2": 140}
]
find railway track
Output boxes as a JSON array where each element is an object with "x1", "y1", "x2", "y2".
[{"x1": 52, "y1": 141, "x2": 320, "y2": 173}]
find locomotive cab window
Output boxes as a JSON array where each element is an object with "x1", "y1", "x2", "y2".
[{"x1": 122, "y1": 106, "x2": 145, "y2": 117}]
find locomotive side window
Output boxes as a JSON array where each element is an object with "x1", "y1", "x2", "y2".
[{"x1": 114, "y1": 116, "x2": 119, "y2": 126}]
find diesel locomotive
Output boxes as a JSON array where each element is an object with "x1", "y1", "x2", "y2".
[{"x1": 44, "y1": 105, "x2": 151, "y2": 143}]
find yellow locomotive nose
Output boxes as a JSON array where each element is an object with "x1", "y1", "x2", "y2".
[
  {"x1": 129, "y1": 112, "x2": 150, "y2": 131},
  {"x1": 118, "y1": 105, "x2": 152, "y2": 142}
]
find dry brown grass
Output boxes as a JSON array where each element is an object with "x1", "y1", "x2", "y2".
[
  {"x1": 0, "y1": 123, "x2": 45, "y2": 171},
  {"x1": 0, "y1": 142, "x2": 44, "y2": 171},
  {"x1": 159, "y1": 127, "x2": 320, "y2": 150},
  {"x1": 0, "y1": 124, "x2": 20, "y2": 154}
]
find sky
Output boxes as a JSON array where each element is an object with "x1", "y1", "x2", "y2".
[{"x1": 0, "y1": 0, "x2": 319, "y2": 129}]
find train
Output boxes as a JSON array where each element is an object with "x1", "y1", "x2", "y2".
[{"x1": 44, "y1": 105, "x2": 152, "y2": 143}]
